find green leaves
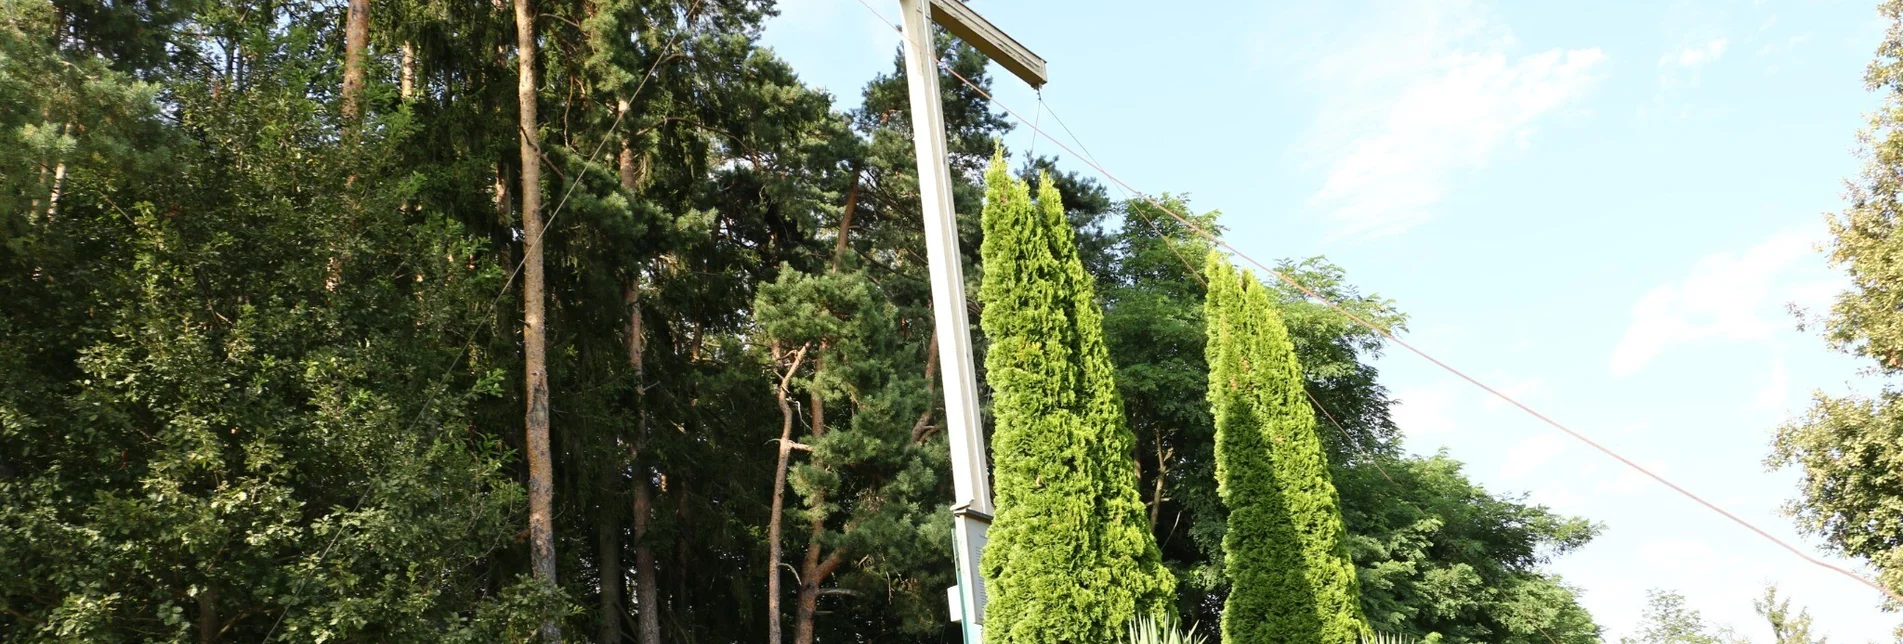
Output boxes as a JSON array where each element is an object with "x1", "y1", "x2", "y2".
[
  {"x1": 979, "y1": 152, "x2": 1176, "y2": 644},
  {"x1": 1775, "y1": 0, "x2": 1903, "y2": 605},
  {"x1": 1771, "y1": 393, "x2": 1903, "y2": 595},
  {"x1": 1337, "y1": 453, "x2": 1601, "y2": 643}
]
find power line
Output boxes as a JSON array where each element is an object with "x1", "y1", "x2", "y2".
[{"x1": 850, "y1": 0, "x2": 1903, "y2": 607}]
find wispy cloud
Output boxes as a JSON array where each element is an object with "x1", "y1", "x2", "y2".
[
  {"x1": 1501, "y1": 433, "x2": 1568, "y2": 479},
  {"x1": 1754, "y1": 350, "x2": 1790, "y2": 414},
  {"x1": 1256, "y1": 0, "x2": 1606, "y2": 239},
  {"x1": 1393, "y1": 379, "x2": 1462, "y2": 438},
  {"x1": 1660, "y1": 38, "x2": 1729, "y2": 69},
  {"x1": 1609, "y1": 227, "x2": 1831, "y2": 376}
]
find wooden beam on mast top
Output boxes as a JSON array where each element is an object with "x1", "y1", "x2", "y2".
[{"x1": 928, "y1": 0, "x2": 1047, "y2": 88}]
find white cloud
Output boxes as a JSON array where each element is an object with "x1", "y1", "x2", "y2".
[
  {"x1": 1753, "y1": 351, "x2": 1790, "y2": 415},
  {"x1": 1501, "y1": 433, "x2": 1568, "y2": 479},
  {"x1": 1263, "y1": 0, "x2": 1606, "y2": 238},
  {"x1": 1609, "y1": 228, "x2": 1823, "y2": 376},
  {"x1": 1757, "y1": 32, "x2": 1812, "y2": 58},
  {"x1": 1394, "y1": 380, "x2": 1461, "y2": 438},
  {"x1": 1660, "y1": 38, "x2": 1729, "y2": 69}
]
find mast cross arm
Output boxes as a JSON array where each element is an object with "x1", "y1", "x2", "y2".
[{"x1": 928, "y1": 0, "x2": 1047, "y2": 88}]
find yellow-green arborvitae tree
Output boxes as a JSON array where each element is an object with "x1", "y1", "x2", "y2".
[
  {"x1": 1206, "y1": 252, "x2": 1366, "y2": 643},
  {"x1": 979, "y1": 152, "x2": 1175, "y2": 643}
]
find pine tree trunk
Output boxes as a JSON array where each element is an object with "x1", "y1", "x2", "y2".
[
  {"x1": 792, "y1": 547, "x2": 844, "y2": 644},
  {"x1": 831, "y1": 169, "x2": 860, "y2": 269},
  {"x1": 632, "y1": 471, "x2": 661, "y2": 644},
  {"x1": 615, "y1": 101, "x2": 663, "y2": 644},
  {"x1": 197, "y1": 586, "x2": 218, "y2": 644},
  {"x1": 1149, "y1": 427, "x2": 1167, "y2": 531},
  {"x1": 766, "y1": 343, "x2": 809, "y2": 644},
  {"x1": 618, "y1": 99, "x2": 637, "y2": 190},
  {"x1": 597, "y1": 464, "x2": 623, "y2": 644},
  {"x1": 44, "y1": 153, "x2": 66, "y2": 220},
  {"x1": 673, "y1": 480, "x2": 695, "y2": 632},
  {"x1": 513, "y1": 0, "x2": 559, "y2": 639},
  {"x1": 399, "y1": 42, "x2": 416, "y2": 100},
  {"x1": 333, "y1": 0, "x2": 368, "y2": 293},
  {"x1": 340, "y1": 0, "x2": 369, "y2": 123}
]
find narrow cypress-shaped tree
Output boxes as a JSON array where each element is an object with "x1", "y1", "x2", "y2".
[
  {"x1": 980, "y1": 151, "x2": 1175, "y2": 643},
  {"x1": 1207, "y1": 253, "x2": 1318, "y2": 643},
  {"x1": 1207, "y1": 252, "x2": 1367, "y2": 643}
]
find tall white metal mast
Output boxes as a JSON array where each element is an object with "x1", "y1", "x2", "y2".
[{"x1": 893, "y1": 0, "x2": 1045, "y2": 641}]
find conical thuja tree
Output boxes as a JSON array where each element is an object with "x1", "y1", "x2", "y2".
[
  {"x1": 1206, "y1": 252, "x2": 1315, "y2": 643},
  {"x1": 979, "y1": 151, "x2": 1175, "y2": 643},
  {"x1": 1206, "y1": 252, "x2": 1366, "y2": 644}
]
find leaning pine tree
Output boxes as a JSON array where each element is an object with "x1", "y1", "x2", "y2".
[
  {"x1": 979, "y1": 152, "x2": 1176, "y2": 644},
  {"x1": 1206, "y1": 253, "x2": 1367, "y2": 644}
]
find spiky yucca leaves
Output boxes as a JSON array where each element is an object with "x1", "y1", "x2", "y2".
[
  {"x1": 1129, "y1": 616, "x2": 1210, "y2": 644},
  {"x1": 1358, "y1": 631, "x2": 1421, "y2": 644},
  {"x1": 979, "y1": 151, "x2": 1175, "y2": 643}
]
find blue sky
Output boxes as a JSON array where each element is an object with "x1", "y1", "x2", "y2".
[{"x1": 760, "y1": 0, "x2": 1897, "y2": 639}]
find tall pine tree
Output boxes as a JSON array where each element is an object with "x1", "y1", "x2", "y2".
[
  {"x1": 1206, "y1": 252, "x2": 1366, "y2": 643},
  {"x1": 979, "y1": 152, "x2": 1174, "y2": 643}
]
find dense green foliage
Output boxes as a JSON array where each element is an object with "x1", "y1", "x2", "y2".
[
  {"x1": 0, "y1": 2, "x2": 560, "y2": 639},
  {"x1": 1339, "y1": 454, "x2": 1599, "y2": 643},
  {"x1": 1205, "y1": 253, "x2": 1365, "y2": 644},
  {"x1": 1775, "y1": 0, "x2": 1903, "y2": 604},
  {"x1": 0, "y1": 0, "x2": 1610, "y2": 640},
  {"x1": 979, "y1": 154, "x2": 1176, "y2": 643}
]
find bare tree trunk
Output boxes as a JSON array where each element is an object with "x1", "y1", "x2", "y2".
[
  {"x1": 619, "y1": 132, "x2": 664, "y2": 644},
  {"x1": 332, "y1": 0, "x2": 369, "y2": 293},
  {"x1": 197, "y1": 586, "x2": 218, "y2": 644},
  {"x1": 597, "y1": 464, "x2": 623, "y2": 644},
  {"x1": 792, "y1": 548, "x2": 844, "y2": 644},
  {"x1": 340, "y1": 0, "x2": 369, "y2": 123},
  {"x1": 673, "y1": 479, "x2": 695, "y2": 634},
  {"x1": 766, "y1": 343, "x2": 810, "y2": 644},
  {"x1": 632, "y1": 471, "x2": 660, "y2": 644},
  {"x1": 910, "y1": 331, "x2": 940, "y2": 444},
  {"x1": 1149, "y1": 428, "x2": 1168, "y2": 532},
  {"x1": 44, "y1": 134, "x2": 67, "y2": 220},
  {"x1": 791, "y1": 383, "x2": 836, "y2": 644},
  {"x1": 618, "y1": 99, "x2": 636, "y2": 190},
  {"x1": 513, "y1": 0, "x2": 559, "y2": 639},
  {"x1": 399, "y1": 42, "x2": 416, "y2": 100},
  {"x1": 830, "y1": 169, "x2": 860, "y2": 269}
]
